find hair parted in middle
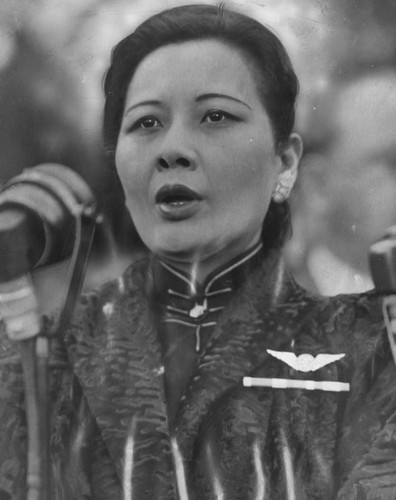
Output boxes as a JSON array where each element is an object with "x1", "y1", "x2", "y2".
[
  {"x1": 103, "y1": 3, "x2": 298, "y2": 156},
  {"x1": 103, "y1": 3, "x2": 299, "y2": 250}
]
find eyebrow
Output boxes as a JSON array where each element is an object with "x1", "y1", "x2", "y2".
[
  {"x1": 124, "y1": 93, "x2": 252, "y2": 116},
  {"x1": 124, "y1": 100, "x2": 162, "y2": 116},
  {"x1": 196, "y1": 93, "x2": 252, "y2": 109}
]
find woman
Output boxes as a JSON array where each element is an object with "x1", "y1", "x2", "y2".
[{"x1": 1, "y1": 4, "x2": 396, "y2": 500}]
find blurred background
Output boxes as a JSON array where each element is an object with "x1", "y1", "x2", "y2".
[{"x1": 1, "y1": 0, "x2": 395, "y2": 307}]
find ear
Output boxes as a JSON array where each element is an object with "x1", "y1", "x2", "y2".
[
  {"x1": 278, "y1": 133, "x2": 303, "y2": 187},
  {"x1": 272, "y1": 133, "x2": 303, "y2": 203}
]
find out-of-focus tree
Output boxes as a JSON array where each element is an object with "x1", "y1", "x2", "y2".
[{"x1": 331, "y1": 0, "x2": 396, "y2": 74}]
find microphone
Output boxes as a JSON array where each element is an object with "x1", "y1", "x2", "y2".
[
  {"x1": 0, "y1": 165, "x2": 101, "y2": 500},
  {"x1": 369, "y1": 227, "x2": 396, "y2": 365},
  {"x1": 0, "y1": 165, "x2": 100, "y2": 500},
  {"x1": 369, "y1": 227, "x2": 396, "y2": 295},
  {"x1": 0, "y1": 163, "x2": 98, "y2": 282}
]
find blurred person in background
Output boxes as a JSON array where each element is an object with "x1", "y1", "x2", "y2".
[{"x1": 286, "y1": 68, "x2": 396, "y2": 295}]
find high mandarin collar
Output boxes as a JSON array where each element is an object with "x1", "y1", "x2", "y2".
[
  {"x1": 152, "y1": 242, "x2": 264, "y2": 352},
  {"x1": 153, "y1": 241, "x2": 264, "y2": 301}
]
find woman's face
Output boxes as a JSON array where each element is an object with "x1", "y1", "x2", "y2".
[{"x1": 116, "y1": 40, "x2": 287, "y2": 272}]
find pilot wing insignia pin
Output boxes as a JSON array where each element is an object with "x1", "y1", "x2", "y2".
[{"x1": 267, "y1": 350, "x2": 345, "y2": 373}]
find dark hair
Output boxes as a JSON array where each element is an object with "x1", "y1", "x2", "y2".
[{"x1": 103, "y1": 4, "x2": 299, "y2": 249}]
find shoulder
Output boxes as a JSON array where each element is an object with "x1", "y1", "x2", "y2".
[
  {"x1": 279, "y1": 276, "x2": 382, "y2": 326},
  {"x1": 64, "y1": 257, "x2": 151, "y2": 345},
  {"x1": 324, "y1": 290, "x2": 384, "y2": 351},
  {"x1": 296, "y1": 283, "x2": 382, "y2": 328},
  {"x1": 280, "y1": 281, "x2": 385, "y2": 355}
]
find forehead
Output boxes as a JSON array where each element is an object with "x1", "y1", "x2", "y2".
[{"x1": 126, "y1": 39, "x2": 262, "y2": 104}]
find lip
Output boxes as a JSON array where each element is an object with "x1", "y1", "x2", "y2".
[
  {"x1": 155, "y1": 184, "x2": 202, "y2": 203},
  {"x1": 155, "y1": 184, "x2": 203, "y2": 221}
]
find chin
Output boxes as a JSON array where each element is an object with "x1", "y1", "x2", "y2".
[{"x1": 146, "y1": 229, "x2": 205, "y2": 262}]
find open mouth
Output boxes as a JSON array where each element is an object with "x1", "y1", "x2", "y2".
[
  {"x1": 155, "y1": 184, "x2": 202, "y2": 220},
  {"x1": 155, "y1": 184, "x2": 202, "y2": 205}
]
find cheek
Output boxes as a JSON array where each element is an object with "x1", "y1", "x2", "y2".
[
  {"x1": 115, "y1": 143, "x2": 148, "y2": 201},
  {"x1": 115, "y1": 144, "x2": 131, "y2": 188},
  {"x1": 221, "y1": 142, "x2": 277, "y2": 197}
]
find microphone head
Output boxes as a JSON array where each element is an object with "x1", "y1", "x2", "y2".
[
  {"x1": 0, "y1": 164, "x2": 98, "y2": 282},
  {"x1": 0, "y1": 207, "x2": 45, "y2": 282},
  {"x1": 369, "y1": 228, "x2": 396, "y2": 294}
]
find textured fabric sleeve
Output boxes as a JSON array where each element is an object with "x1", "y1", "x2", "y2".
[
  {"x1": 0, "y1": 288, "x2": 101, "y2": 500},
  {"x1": 0, "y1": 323, "x2": 28, "y2": 500},
  {"x1": 336, "y1": 292, "x2": 396, "y2": 499},
  {"x1": 337, "y1": 408, "x2": 396, "y2": 500}
]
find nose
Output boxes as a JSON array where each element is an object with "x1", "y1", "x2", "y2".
[
  {"x1": 156, "y1": 124, "x2": 196, "y2": 170},
  {"x1": 158, "y1": 156, "x2": 191, "y2": 169}
]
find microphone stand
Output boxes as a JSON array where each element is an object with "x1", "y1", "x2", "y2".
[
  {"x1": 382, "y1": 297, "x2": 396, "y2": 366},
  {"x1": 0, "y1": 205, "x2": 100, "y2": 500}
]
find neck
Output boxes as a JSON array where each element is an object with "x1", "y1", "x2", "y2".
[{"x1": 158, "y1": 240, "x2": 264, "y2": 286}]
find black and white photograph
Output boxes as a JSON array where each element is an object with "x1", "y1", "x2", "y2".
[{"x1": 0, "y1": 1, "x2": 395, "y2": 498}]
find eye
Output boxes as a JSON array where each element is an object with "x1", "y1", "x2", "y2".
[
  {"x1": 132, "y1": 116, "x2": 161, "y2": 130},
  {"x1": 203, "y1": 110, "x2": 237, "y2": 124}
]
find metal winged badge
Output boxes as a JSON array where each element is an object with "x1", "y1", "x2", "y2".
[{"x1": 266, "y1": 349, "x2": 345, "y2": 373}]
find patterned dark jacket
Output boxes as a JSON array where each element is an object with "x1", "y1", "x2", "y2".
[{"x1": 1, "y1": 253, "x2": 396, "y2": 499}]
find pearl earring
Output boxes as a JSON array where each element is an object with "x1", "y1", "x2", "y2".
[{"x1": 272, "y1": 181, "x2": 291, "y2": 203}]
